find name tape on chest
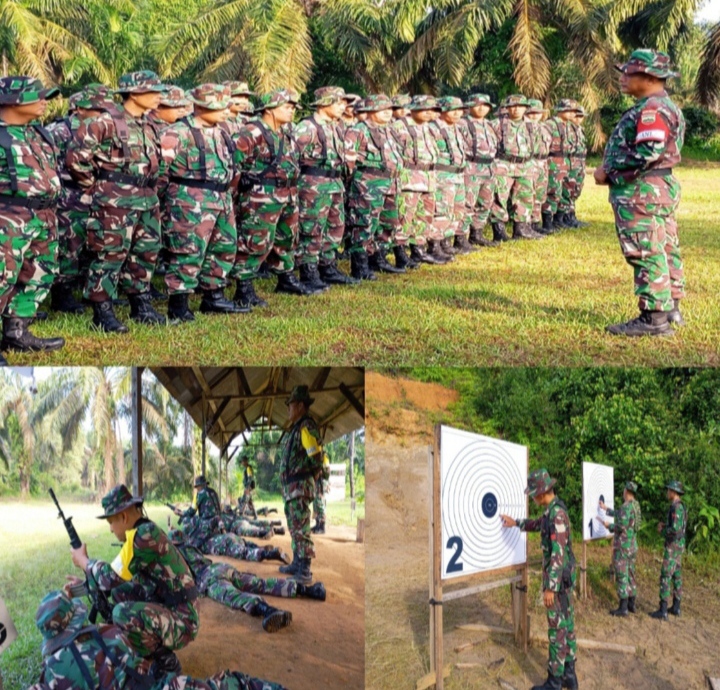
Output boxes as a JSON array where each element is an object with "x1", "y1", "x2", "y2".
[{"x1": 635, "y1": 109, "x2": 669, "y2": 144}]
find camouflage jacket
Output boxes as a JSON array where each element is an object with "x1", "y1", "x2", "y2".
[
  {"x1": 602, "y1": 90, "x2": 684, "y2": 186},
  {"x1": 544, "y1": 117, "x2": 570, "y2": 157},
  {"x1": 294, "y1": 113, "x2": 345, "y2": 189},
  {"x1": 174, "y1": 540, "x2": 213, "y2": 583},
  {"x1": 608, "y1": 500, "x2": 638, "y2": 556},
  {"x1": 46, "y1": 115, "x2": 83, "y2": 192},
  {"x1": 179, "y1": 513, "x2": 222, "y2": 549},
  {"x1": 492, "y1": 117, "x2": 534, "y2": 161},
  {"x1": 428, "y1": 120, "x2": 465, "y2": 168},
  {"x1": 0, "y1": 119, "x2": 61, "y2": 201},
  {"x1": 664, "y1": 500, "x2": 687, "y2": 550},
  {"x1": 529, "y1": 121, "x2": 552, "y2": 158},
  {"x1": 182, "y1": 486, "x2": 223, "y2": 521},
  {"x1": 390, "y1": 117, "x2": 437, "y2": 192},
  {"x1": 219, "y1": 114, "x2": 250, "y2": 140},
  {"x1": 66, "y1": 103, "x2": 161, "y2": 210},
  {"x1": 243, "y1": 465, "x2": 255, "y2": 491},
  {"x1": 280, "y1": 413, "x2": 323, "y2": 500},
  {"x1": 458, "y1": 117, "x2": 497, "y2": 165},
  {"x1": 344, "y1": 120, "x2": 403, "y2": 177},
  {"x1": 566, "y1": 121, "x2": 586, "y2": 157},
  {"x1": 519, "y1": 497, "x2": 575, "y2": 593},
  {"x1": 233, "y1": 118, "x2": 300, "y2": 186}
]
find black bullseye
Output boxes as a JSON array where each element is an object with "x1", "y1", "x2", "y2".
[{"x1": 482, "y1": 492, "x2": 498, "y2": 518}]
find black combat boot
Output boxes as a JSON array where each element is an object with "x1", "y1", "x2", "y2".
[
  {"x1": 50, "y1": 282, "x2": 85, "y2": 314},
  {"x1": 297, "y1": 581, "x2": 326, "y2": 601},
  {"x1": 561, "y1": 660, "x2": 578, "y2": 690},
  {"x1": 279, "y1": 550, "x2": 298, "y2": 575},
  {"x1": 149, "y1": 284, "x2": 167, "y2": 301},
  {"x1": 541, "y1": 211, "x2": 556, "y2": 234},
  {"x1": 0, "y1": 351, "x2": 7, "y2": 366},
  {"x1": 369, "y1": 251, "x2": 405, "y2": 274},
  {"x1": 491, "y1": 222, "x2": 510, "y2": 242},
  {"x1": 299, "y1": 263, "x2": 330, "y2": 292},
  {"x1": 606, "y1": 310, "x2": 674, "y2": 337},
  {"x1": 427, "y1": 240, "x2": 453, "y2": 263},
  {"x1": 252, "y1": 601, "x2": 292, "y2": 633},
  {"x1": 553, "y1": 211, "x2": 567, "y2": 228},
  {"x1": 649, "y1": 600, "x2": 668, "y2": 621},
  {"x1": 511, "y1": 222, "x2": 543, "y2": 240},
  {"x1": 610, "y1": 598, "x2": 628, "y2": 616},
  {"x1": 454, "y1": 234, "x2": 476, "y2": 254},
  {"x1": 531, "y1": 673, "x2": 563, "y2": 690},
  {"x1": 393, "y1": 245, "x2": 418, "y2": 269},
  {"x1": 199, "y1": 288, "x2": 248, "y2": 313},
  {"x1": 667, "y1": 299, "x2": 685, "y2": 327},
  {"x1": 319, "y1": 261, "x2": 359, "y2": 285},
  {"x1": 256, "y1": 261, "x2": 271, "y2": 279},
  {"x1": 263, "y1": 546, "x2": 291, "y2": 564},
  {"x1": 350, "y1": 251, "x2": 377, "y2": 280},
  {"x1": 167, "y1": 293, "x2": 194, "y2": 322},
  {"x1": 272, "y1": 525, "x2": 286, "y2": 535},
  {"x1": 149, "y1": 647, "x2": 182, "y2": 678},
  {"x1": 669, "y1": 597, "x2": 681, "y2": 616},
  {"x1": 292, "y1": 557, "x2": 313, "y2": 584},
  {"x1": 311, "y1": 519, "x2": 326, "y2": 534},
  {"x1": 469, "y1": 226, "x2": 498, "y2": 247},
  {"x1": 234, "y1": 279, "x2": 268, "y2": 309},
  {"x1": 627, "y1": 596, "x2": 637, "y2": 613},
  {"x1": 128, "y1": 292, "x2": 166, "y2": 325},
  {"x1": 440, "y1": 238, "x2": 459, "y2": 255},
  {"x1": 570, "y1": 211, "x2": 589, "y2": 228},
  {"x1": 92, "y1": 300, "x2": 129, "y2": 333},
  {"x1": 410, "y1": 244, "x2": 440, "y2": 265},
  {"x1": 275, "y1": 271, "x2": 318, "y2": 295},
  {"x1": 1, "y1": 317, "x2": 65, "y2": 352}
]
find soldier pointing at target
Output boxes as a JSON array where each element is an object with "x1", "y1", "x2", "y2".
[{"x1": 501, "y1": 469, "x2": 578, "y2": 690}]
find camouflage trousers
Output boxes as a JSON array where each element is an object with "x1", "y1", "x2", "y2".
[
  {"x1": 611, "y1": 198, "x2": 684, "y2": 312},
  {"x1": 162, "y1": 193, "x2": 237, "y2": 294},
  {"x1": 313, "y1": 478, "x2": 327, "y2": 522},
  {"x1": 237, "y1": 492, "x2": 256, "y2": 517},
  {"x1": 561, "y1": 156, "x2": 586, "y2": 212},
  {"x1": 491, "y1": 160, "x2": 534, "y2": 223},
  {"x1": 347, "y1": 175, "x2": 400, "y2": 254},
  {"x1": 463, "y1": 164, "x2": 494, "y2": 232},
  {"x1": 173, "y1": 670, "x2": 288, "y2": 690},
  {"x1": 84, "y1": 202, "x2": 161, "y2": 302},
  {"x1": 543, "y1": 156, "x2": 569, "y2": 215},
  {"x1": 0, "y1": 206, "x2": 58, "y2": 318},
  {"x1": 614, "y1": 549, "x2": 638, "y2": 599},
  {"x1": 198, "y1": 562, "x2": 298, "y2": 614},
  {"x1": 203, "y1": 533, "x2": 268, "y2": 561},
  {"x1": 400, "y1": 189, "x2": 438, "y2": 246},
  {"x1": 659, "y1": 543, "x2": 683, "y2": 601},
  {"x1": 231, "y1": 185, "x2": 299, "y2": 281},
  {"x1": 229, "y1": 518, "x2": 273, "y2": 539},
  {"x1": 284, "y1": 495, "x2": 314, "y2": 559},
  {"x1": 297, "y1": 180, "x2": 345, "y2": 266},
  {"x1": 433, "y1": 170, "x2": 465, "y2": 239},
  {"x1": 546, "y1": 589, "x2": 577, "y2": 677},
  {"x1": 55, "y1": 193, "x2": 90, "y2": 284},
  {"x1": 531, "y1": 159, "x2": 549, "y2": 223}
]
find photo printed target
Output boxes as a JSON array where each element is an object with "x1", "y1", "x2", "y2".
[
  {"x1": 440, "y1": 426, "x2": 527, "y2": 580},
  {"x1": 582, "y1": 462, "x2": 614, "y2": 541}
]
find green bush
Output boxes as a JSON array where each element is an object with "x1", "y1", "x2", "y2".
[{"x1": 682, "y1": 105, "x2": 720, "y2": 144}]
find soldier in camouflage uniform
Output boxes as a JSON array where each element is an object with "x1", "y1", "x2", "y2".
[
  {"x1": 159, "y1": 83, "x2": 245, "y2": 321},
  {"x1": 338, "y1": 94, "x2": 361, "y2": 136},
  {"x1": 597, "y1": 49, "x2": 686, "y2": 337},
  {"x1": 220, "y1": 81, "x2": 254, "y2": 138},
  {"x1": 650, "y1": 479, "x2": 687, "y2": 621},
  {"x1": 30, "y1": 589, "x2": 288, "y2": 689},
  {"x1": 311, "y1": 451, "x2": 330, "y2": 534},
  {"x1": 542, "y1": 99, "x2": 576, "y2": 231},
  {"x1": 601, "y1": 481, "x2": 641, "y2": 616},
  {"x1": 148, "y1": 87, "x2": 190, "y2": 130},
  {"x1": 561, "y1": 106, "x2": 589, "y2": 228},
  {"x1": 524, "y1": 99, "x2": 556, "y2": 236},
  {"x1": 344, "y1": 95, "x2": 405, "y2": 279},
  {"x1": 294, "y1": 85, "x2": 357, "y2": 292},
  {"x1": 502, "y1": 469, "x2": 578, "y2": 690},
  {"x1": 278, "y1": 385, "x2": 324, "y2": 583},
  {"x1": 0, "y1": 76, "x2": 65, "y2": 364},
  {"x1": 67, "y1": 70, "x2": 168, "y2": 333},
  {"x1": 68, "y1": 485, "x2": 198, "y2": 674},
  {"x1": 490, "y1": 94, "x2": 545, "y2": 241},
  {"x1": 237, "y1": 455, "x2": 257, "y2": 517}
]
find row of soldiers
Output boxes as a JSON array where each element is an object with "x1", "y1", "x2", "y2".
[{"x1": 0, "y1": 72, "x2": 588, "y2": 363}]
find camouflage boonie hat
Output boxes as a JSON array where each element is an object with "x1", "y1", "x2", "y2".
[
  {"x1": 70, "y1": 83, "x2": 115, "y2": 111},
  {"x1": 189, "y1": 83, "x2": 231, "y2": 110},
  {"x1": 36, "y1": 590, "x2": 88, "y2": 657},
  {"x1": 409, "y1": 95, "x2": 441, "y2": 111},
  {"x1": 391, "y1": 94, "x2": 412, "y2": 109},
  {"x1": 286, "y1": 384, "x2": 315, "y2": 406},
  {"x1": 194, "y1": 474, "x2": 208, "y2": 488},
  {"x1": 436, "y1": 96, "x2": 465, "y2": 112},
  {"x1": 116, "y1": 70, "x2": 168, "y2": 94},
  {"x1": 525, "y1": 98, "x2": 547, "y2": 114},
  {"x1": 616, "y1": 49, "x2": 679, "y2": 80},
  {"x1": 555, "y1": 98, "x2": 582, "y2": 113},
  {"x1": 465, "y1": 93, "x2": 495, "y2": 108},
  {"x1": 525, "y1": 469, "x2": 557, "y2": 498},
  {"x1": 0, "y1": 76, "x2": 60, "y2": 105},
  {"x1": 96, "y1": 484, "x2": 143, "y2": 519},
  {"x1": 312, "y1": 86, "x2": 347, "y2": 107},
  {"x1": 501, "y1": 94, "x2": 529, "y2": 108},
  {"x1": 343, "y1": 93, "x2": 361, "y2": 104},
  {"x1": 666, "y1": 479, "x2": 685, "y2": 495},
  {"x1": 223, "y1": 80, "x2": 254, "y2": 97},
  {"x1": 160, "y1": 86, "x2": 190, "y2": 108},
  {"x1": 624, "y1": 481, "x2": 638, "y2": 494},
  {"x1": 256, "y1": 88, "x2": 300, "y2": 112},
  {"x1": 360, "y1": 94, "x2": 393, "y2": 112}
]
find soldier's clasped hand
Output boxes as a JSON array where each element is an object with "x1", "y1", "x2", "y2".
[{"x1": 500, "y1": 514, "x2": 517, "y2": 528}]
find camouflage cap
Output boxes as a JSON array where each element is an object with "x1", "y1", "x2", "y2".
[
  {"x1": 36, "y1": 590, "x2": 88, "y2": 657},
  {"x1": 343, "y1": 93, "x2": 361, "y2": 104},
  {"x1": 409, "y1": 95, "x2": 441, "y2": 111},
  {"x1": 437, "y1": 96, "x2": 465, "y2": 112},
  {"x1": 286, "y1": 384, "x2": 315, "y2": 406},
  {"x1": 501, "y1": 94, "x2": 529, "y2": 108},
  {"x1": 666, "y1": 479, "x2": 685, "y2": 495},
  {"x1": 391, "y1": 94, "x2": 412, "y2": 109},
  {"x1": 96, "y1": 484, "x2": 143, "y2": 519},
  {"x1": 70, "y1": 83, "x2": 115, "y2": 111},
  {"x1": 525, "y1": 98, "x2": 547, "y2": 114},
  {"x1": 616, "y1": 48, "x2": 679, "y2": 80},
  {"x1": 525, "y1": 468, "x2": 557, "y2": 498},
  {"x1": 465, "y1": 93, "x2": 495, "y2": 108},
  {"x1": 194, "y1": 474, "x2": 208, "y2": 488},
  {"x1": 0, "y1": 76, "x2": 60, "y2": 105},
  {"x1": 312, "y1": 86, "x2": 347, "y2": 108},
  {"x1": 231, "y1": 97, "x2": 254, "y2": 114},
  {"x1": 223, "y1": 80, "x2": 254, "y2": 97},
  {"x1": 359, "y1": 94, "x2": 393, "y2": 112},
  {"x1": 160, "y1": 86, "x2": 191, "y2": 108},
  {"x1": 555, "y1": 98, "x2": 582, "y2": 113},
  {"x1": 624, "y1": 481, "x2": 638, "y2": 494},
  {"x1": 256, "y1": 88, "x2": 300, "y2": 112},
  {"x1": 189, "y1": 83, "x2": 231, "y2": 111},
  {"x1": 116, "y1": 70, "x2": 168, "y2": 94}
]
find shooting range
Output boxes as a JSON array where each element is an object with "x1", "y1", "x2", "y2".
[{"x1": 580, "y1": 461, "x2": 614, "y2": 599}]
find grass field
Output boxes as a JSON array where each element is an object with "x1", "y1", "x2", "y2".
[{"x1": 9, "y1": 163, "x2": 720, "y2": 367}]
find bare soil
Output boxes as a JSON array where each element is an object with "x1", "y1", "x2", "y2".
[{"x1": 365, "y1": 372, "x2": 720, "y2": 690}]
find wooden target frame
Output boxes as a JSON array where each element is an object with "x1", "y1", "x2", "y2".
[{"x1": 421, "y1": 424, "x2": 530, "y2": 690}]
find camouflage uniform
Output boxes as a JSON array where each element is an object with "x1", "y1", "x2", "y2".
[
  {"x1": 524, "y1": 99, "x2": 553, "y2": 231},
  {"x1": 179, "y1": 514, "x2": 275, "y2": 561},
  {"x1": 607, "y1": 499, "x2": 639, "y2": 600},
  {"x1": 219, "y1": 81, "x2": 254, "y2": 139},
  {"x1": 312, "y1": 452, "x2": 330, "y2": 532},
  {"x1": 237, "y1": 460, "x2": 257, "y2": 517},
  {"x1": 542, "y1": 103, "x2": 573, "y2": 225},
  {"x1": 562, "y1": 115, "x2": 587, "y2": 222},
  {"x1": 602, "y1": 50, "x2": 685, "y2": 335},
  {"x1": 660, "y1": 493, "x2": 686, "y2": 603}
]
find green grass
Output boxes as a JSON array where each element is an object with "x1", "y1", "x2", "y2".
[{"x1": 10, "y1": 164, "x2": 720, "y2": 366}]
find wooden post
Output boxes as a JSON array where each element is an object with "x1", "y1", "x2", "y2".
[
  {"x1": 131, "y1": 367, "x2": 144, "y2": 497},
  {"x1": 582, "y1": 542, "x2": 587, "y2": 600},
  {"x1": 430, "y1": 425, "x2": 444, "y2": 689}
]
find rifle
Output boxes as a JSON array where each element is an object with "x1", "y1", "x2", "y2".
[
  {"x1": 49, "y1": 489, "x2": 113, "y2": 624},
  {"x1": 166, "y1": 502, "x2": 181, "y2": 515}
]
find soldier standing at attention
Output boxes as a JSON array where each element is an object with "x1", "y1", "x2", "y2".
[
  {"x1": 0, "y1": 76, "x2": 65, "y2": 364},
  {"x1": 501, "y1": 469, "x2": 578, "y2": 690},
  {"x1": 148, "y1": 87, "x2": 190, "y2": 129},
  {"x1": 562, "y1": 105, "x2": 589, "y2": 228},
  {"x1": 542, "y1": 100, "x2": 575, "y2": 231},
  {"x1": 524, "y1": 99, "x2": 555, "y2": 236},
  {"x1": 596, "y1": 49, "x2": 685, "y2": 337},
  {"x1": 220, "y1": 81, "x2": 255, "y2": 138}
]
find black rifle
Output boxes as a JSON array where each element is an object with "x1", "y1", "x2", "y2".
[{"x1": 166, "y1": 502, "x2": 181, "y2": 514}]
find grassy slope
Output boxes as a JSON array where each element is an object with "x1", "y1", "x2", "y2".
[{"x1": 11, "y1": 165, "x2": 720, "y2": 367}]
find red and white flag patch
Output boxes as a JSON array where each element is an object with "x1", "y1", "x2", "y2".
[{"x1": 635, "y1": 109, "x2": 669, "y2": 143}]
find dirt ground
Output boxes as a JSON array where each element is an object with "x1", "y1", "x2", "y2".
[
  {"x1": 365, "y1": 372, "x2": 720, "y2": 690},
  {"x1": 179, "y1": 523, "x2": 365, "y2": 689}
]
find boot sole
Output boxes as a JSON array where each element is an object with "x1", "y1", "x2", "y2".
[
  {"x1": 279, "y1": 551, "x2": 292, "y2": 564},
  {"x1": 91, "y1": 322, "x2": 129, "y2": 334},
  {"x1": 1, "y1": 342, "x2": 65, "y2": 353},
  {"x1": 262, "y1": 610, "x2": 292, "y2": 633},
  {"x1": 606, "y1": 327, "x2": 675, "y2": 337},
  {"x1": 291, "y1": 572, "x2": 313, "y2": 584}
]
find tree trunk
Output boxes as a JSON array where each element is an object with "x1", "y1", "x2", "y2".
[{"x1": 348, "y1": 430, "x2": 355, "y2": 499}]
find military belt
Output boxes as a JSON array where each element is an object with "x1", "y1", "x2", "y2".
[
  {"x1": 0, "y1": 194, "x2": 56, "y2": 210},
  {"x1": 497, "y1": 155, "x2": 530, "y2": 164},
  {"x1": 465, "y1": 156, "x2": 494, "y2": 164},
  {"x1": 571, "y1": 154, "x2": 587, "y2": 159},
  {"x1": 159, "y1": 585, "x2": 198, "y2": 607},
  {"x1": 643, "y1": 167, "x2": 673, "y2": 177},
  {"x1": 257, "y1": 177, "x2": 296, "y2": 188},
  {"x1": 356, "y1": 165, "x2": 393, "y2": 178},
  {"x1": 283, "y1": 470, "x2": 316, "y2": 483},
  {"x1": 299, "y1": 165, "x2": 342, "y2": 179},
  {"x1": 435, "y1": 164, "x2": 463, "y2": 173},
  {"x1": 407, "y1": 163, "x2": 434, "y2": 171},
  {"x1": 169, "y1": 175, "x2": 231, "y2": 192},
  {"x1": 63, "y1": 179, "x2": 83, "y2": 192},
  {"x1": 97, "y1": 169, "x2": 157, "y2": 188},
  {"x1": 549, "y1": 150, "x2": 564, "y2": 156},
  {"x1": 536, "y1": 154, "x2": 549, "y2": 160}
]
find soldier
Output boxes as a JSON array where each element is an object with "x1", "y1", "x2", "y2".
[
  {"x1": 501, "y1": 469, "x2": 577, "y2": 690},
  {"x1": 30, "y1": 589, "x2": 288, "y2": 689},
  {"x1": 294, "y1": 85, "x2": 356, "y2": 291},
  {"x1": 459, "y1": 93, "x2": 500, "y2": 247},
  {"x1": 66, "y1": 70, "x2": 167, "y2": 333},
  {"x1": 542, "y1": 99, "x2": 576, "y2": 231},
  {"x1": 524, "y1": 99, "x2": 555, "y2": 236},
  {"x1": 0, "y1": 76, "x2": 65, "y2": 364},
  {"x1": 650, "y1": 479, "x2": 687, "y2": 621},
  {"x1": 182, "y1": 474, "x2": 222, "y2": 520},
  {"x1": 339, "y1": 93, "x2": 361, "y2": 133},
  {"x1": 562, "y1": 106, "x2": 589, "y2": 228},
  {"x1": 344, "y1": 94, "x2": 404, "y2": 279},
  {"x1": 596, "y1": 49, "x2": 686, "y2": 337},
  {"x1": 159, "y1": 83, "x2": 244, "y2": 321},
  {"x1": 278, "y1": 385, "x2": 324, "y2": 583},
  {"x1": 391, "y1": 94, "x2": 411, "y2": 121},
  {"x1": 220, "y1": 81, "x2": 255, "y2": 138},
  {"x1": 67, "y1": 484, "x2": 198, "y2": 673},
  {"x1": 490, "y1": 94, "x2": 544, "y2": 241},
  {"x1": 237, "y1": 455, "x2": 257, "y2": 517},
  {"x1": 312, "y1": 451, "x2": 330, "y2": 534},
  {"x1": 148, "y1": 87, "x2": 190, "y2": 130},
  {"x1": 600, "y1": 481, "x2": 641, "y2": 616}
]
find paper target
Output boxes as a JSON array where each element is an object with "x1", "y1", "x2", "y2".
[
  {"x1": 582, "y1": 462, "x2": 614, "y2": 541},
  {"x1": 0, "y1": 596, "x2": 17, "y2": 655},
  {"x1": 440, "y1": 426, "x2": 527, "y2": 580}
]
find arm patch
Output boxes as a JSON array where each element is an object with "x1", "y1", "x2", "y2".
[{"x1": 635, "y1": 109, "x2": 669, "y2": 144}]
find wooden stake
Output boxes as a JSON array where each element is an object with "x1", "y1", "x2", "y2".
[
  {"x1": 431, "y1": 425, "x2": 444, "y2": 689},
  {"x1": 582, "y1": 542, "x2": 587, "y2": 600}
]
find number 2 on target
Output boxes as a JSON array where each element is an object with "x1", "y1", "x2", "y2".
[{"x1": 446, "y1": 536, "x2": 464, "y2": 573}]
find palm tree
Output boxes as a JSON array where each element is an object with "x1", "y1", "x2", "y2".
[{"x1": 698, "y1": 21, "x2": 720, "y2": 109}]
